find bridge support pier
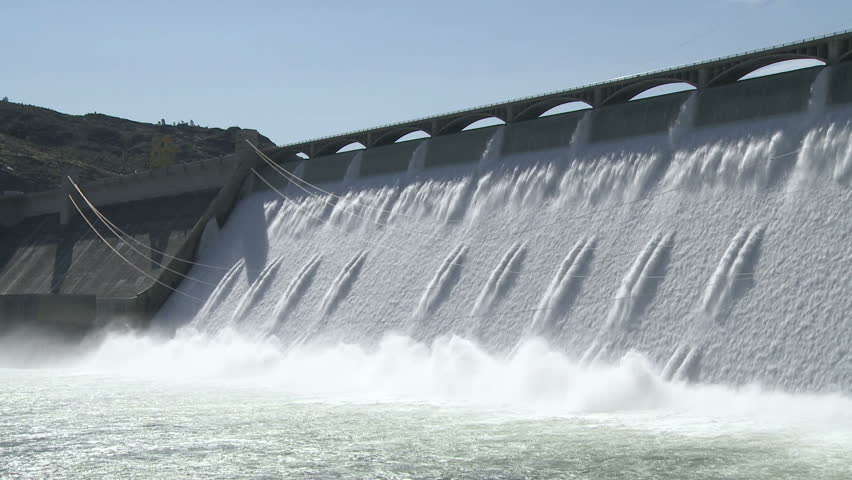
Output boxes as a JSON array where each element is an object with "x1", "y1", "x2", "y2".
[{"x1": 828, "y1": 39, "x2": 844, "y2": 63}]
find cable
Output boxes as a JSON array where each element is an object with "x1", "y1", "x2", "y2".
[
  {"x1": 253, "y1": 145, "x2": 456, "y2": 240},
  {"x1": 69, "y1": 179, "x2": 230, "y2": 271},
  {"x1": 68, "y1": 179, "x2": 219, "y2": 288},
  {"x1": 247, "y1": 140, "x2": 467, "y2": 225},
  {"x1": 68, "y1": 195, "x2": 204, "y2": 303}
]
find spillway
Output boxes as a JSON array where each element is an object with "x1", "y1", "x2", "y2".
[
  {"x1": 6, "y1": 65, "x2": 852, "y2": 480},
  {"x1": 152, "y1": 67, "x2": 852, "y2": 393}
]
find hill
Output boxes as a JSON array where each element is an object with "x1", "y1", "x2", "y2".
[{"x1": 0, "y1": 100, "x2": 275, "y2": 192}]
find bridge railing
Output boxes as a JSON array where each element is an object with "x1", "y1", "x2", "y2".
[{"x1": 277, "y1": 28, "x2": 852, "y2": 149}]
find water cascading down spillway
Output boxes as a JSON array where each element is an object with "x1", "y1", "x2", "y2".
[{"x1": 155, "y1": 66, "x2": 852, "y2": 394}]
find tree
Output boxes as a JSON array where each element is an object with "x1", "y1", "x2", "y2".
[{"x1": 1, "y1": 96, "x2": 8, "y2": 102}]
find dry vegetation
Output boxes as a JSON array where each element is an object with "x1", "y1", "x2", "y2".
[{"x1": 0, "y1": 100, "x2": 274, "y2": 192}]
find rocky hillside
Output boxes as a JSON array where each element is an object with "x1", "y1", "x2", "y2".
[{"x1": 0, "y1": 100, "x2": 275, "y2": 192}]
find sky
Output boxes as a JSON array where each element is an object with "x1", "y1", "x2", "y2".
[{"x1": 2, "y1": 0, "x2": 851, "y2": 146}]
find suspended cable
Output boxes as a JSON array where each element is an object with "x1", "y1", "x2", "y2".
[
  {"x1": 252, "y1": 146, "x2": 454, "y2": 241},
  {"x1": 68, "y1": 179, "x2": 219, "y2": 288},
  {"x1": 247, "y1": 140, "x2": 467, "y2": 225},
  {"x1": 68, "y1": 195, "x2": 205, "y2": 303},
  {"x1": 69, "y1": 179, "x2": 230, "y2": 271}
]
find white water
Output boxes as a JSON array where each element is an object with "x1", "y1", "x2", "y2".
[{"x1": 153, "y1": 97, "x2": 852, "y2": 393}]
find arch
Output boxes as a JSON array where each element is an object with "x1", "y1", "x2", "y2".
[
  {"x1": 707, "y1": 54, "x2": 827, "y2": 86},
  {"x1": 738, "y1": 58, "x2": 826, "y2": 81},
  {"x1": 394, "y1": 130, "x2": 431, "y2": 143},
  {"x1": 461, "y1": 117, "x2": 506, "y2": 131},
  {"x1": 600, "y1": 78, "x2": 698, "y2": 106},
  {"x1": 437, "y1": 113, "x2": 507, "y2": 135},
  {"x1": 539, "y1": 102, "x2": 592, "y2": 117},
  {"x1": 312, "y1": 138, "x2": 364, "y2": 157},
  {"x1": 336, "y1": 141, "x2": 366, "y2": 153},
  {"x1": 511, "y1": 97, "x2": 592, "y2": 121},
  {"x1": 629, "y1": 82, "x2": 696, "y2": 101},
  {"x1": 268, "y1": 148, "x2": 308, "y2": 162},
  {"x1": 370, "y1": 126, "x2": 431, "y2": 146}
]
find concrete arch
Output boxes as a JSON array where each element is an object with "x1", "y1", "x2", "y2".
[
  {"x1": 629, "y1": 82, "x2": 697, "y2": 101},
  {"x1": 268, "y1": 148, "x2": 309, "y2": 162},
  {"x1": 371, "y1": 127, "x2": 431, "y2": 146},
  {"x1": 394, "y1": 130, "x2": 431, "y2": 143},
  {"x1": 336, "y1": 141, "x2": 367, "y2": 153},
  {"x1": 461, "y1": 117, "x2": 506, "y2": 131},
  {"x1": 706, "y1": 54, "x2": 827, "y2": 87},
  {"x1": 601, "y1": 78, "x2": 698, "y2": 106},
  {"x1": 511, "y1": 97, "x2": 592, "y2": 121},
  {"x1": 437, "y1": 113, "x2": 507, "y2": 135},
  {"x1": 313, "y1": 139, "x2": 364, "y2": 157},
  {"x1": 739, "y1": 58, "x2": 826, "y2": 81}
]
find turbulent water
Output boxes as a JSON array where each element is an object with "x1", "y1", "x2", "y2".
[{"x1": 3, "y1": 71, "x2": 852, "y2": 478}]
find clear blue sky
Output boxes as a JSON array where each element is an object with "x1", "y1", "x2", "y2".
[{"x1": 2, "y1": 0, "x2": 851, "y2": 145}]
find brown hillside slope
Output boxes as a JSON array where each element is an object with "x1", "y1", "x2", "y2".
[{"x1": 0, "y1": 100, "x2": 275, "y2": 192}]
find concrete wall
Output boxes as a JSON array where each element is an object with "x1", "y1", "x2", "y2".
[
  {"x1": 502, "y1": 111, "x2": 584, "y2": 155},
  {"x1": 131, "y1": 149, "x2": 266, "y2": 324},
  {"x1": 361, "y1": 140, "x2": 424, "y2": 177},
  {"x1": 424, "y1": 126, "x2": 499, "y2": 168},
  {"x1": 251, "y1": 159, "x2": 302, "y2": 192},
  {"x1": 591, "y1": 91, "x2": 692, "y2": 142},
  {"x1": 0, "y1": 294, "x2": 96, "y2": 336},
  {"x1": 0, "y1": 153, "x2": 241, "y2": 227},
  {"x1": 0, "y1": 190, "x2": 218, "y2": 298},
  {"x1": 696, "y1": 67, "x2": 820, "y2": 126},
  {"x1": 81, "y1": 155, "x2": 238, "y2": 207},
  {"x1": 0, "y1": 192, "x2": 26, "y2": 228},
  {"x1": 0, "y1": 147, "x2": 263, "y2": 331},
  {"x1": 829, "y1": 61, "x2": 852, "y2": 105},
  {"x1": 302, "y1": 150, "x2": 358, "y2": 184}
]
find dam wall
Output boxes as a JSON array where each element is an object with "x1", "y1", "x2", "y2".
[
  {"x1": 829, "y1": 59, "x2": 852, "y2": 105},
  {"x1": 0, "y1": 153, "x2": 241, "y2": 226},
  {"x1": 361, "y1": 140, "x2": 424, "y2": 177},
  {"x1": 0, "y1": 144, "x2": 260, "y2": 332},
  {"x1": 159, "y1": 63, "x2": 852, "y2": 392},
  {"x1": 3, "y1": 61, "x2": 852, "y2": 340},
  {"x1": 501, "y1": 110, "x2": 584, "y2": 155},
  {"x1": 0, "y1": 294, "x2": 95, "y2": 337},
  {"x1": 696, "y1": 66, "x2": 822, "y2": 126},
  {"x1": 590, "y1": 91, "x2": 691, "y2": 142}
]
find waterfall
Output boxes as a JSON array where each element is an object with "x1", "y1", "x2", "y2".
[
  {"x1": 344, "y1": 151, "x2": 363, "y2": 183},
  {"x1": 156, "y1": 70, "x2": 852, "y2": 391}
]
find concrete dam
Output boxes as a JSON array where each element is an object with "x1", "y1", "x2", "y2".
[{"x1": 2, "y1": 32, "x2": 852, "y2": 395}]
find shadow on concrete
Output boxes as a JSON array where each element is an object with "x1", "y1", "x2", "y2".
[
  {"x1": 238, "y1": 197, "x2": 269, "y2": 284},
  {"x1": 146, "y1": 225, "x2": 170, "y2": 270},
  {"x1": 49, "y1": 228, "x2": 76, "y2": 294}
]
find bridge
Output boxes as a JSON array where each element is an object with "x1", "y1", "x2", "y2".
[{"x1": 268, "y1": 29, "x2": 852, "y2": 160}]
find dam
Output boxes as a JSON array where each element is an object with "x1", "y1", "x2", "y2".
[
  {"x1": 2, "y1": 31, "x2": 852, "y2": 478},
  {"x1": 1, "y1": 32, "x2": 852, "y2": 389},
  {"x1": 146, "y1": 59, "x2": 852, "y2": 392}
]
